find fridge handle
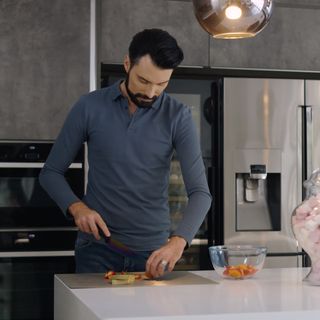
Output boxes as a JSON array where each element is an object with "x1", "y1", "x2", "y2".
[
  {"x1": 301, "y1": 105, "x2": 313, "y2": 188},
  {"x1": 203, "y1": 78, "x2": 222, "y2": 125},
  {"x1": 207, "y1": 78, "x2": 224, "y2": 246}
]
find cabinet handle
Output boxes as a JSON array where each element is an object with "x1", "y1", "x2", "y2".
[{"x1": 14, "y1": 238, "x2": 30, "y2": 244}]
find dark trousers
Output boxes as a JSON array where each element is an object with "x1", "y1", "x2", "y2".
[{"x1": 75, "y1": 235, "x2": 152, "y2": 273}]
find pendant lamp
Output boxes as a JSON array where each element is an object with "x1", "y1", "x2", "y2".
[{"x1": 192, "y1": 0, "x2": 273, "y2": 39}]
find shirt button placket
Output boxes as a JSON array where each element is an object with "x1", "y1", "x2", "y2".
[
  {"x1": 128, "y1": 110, "x2": 140, "y2": 131},
  {"x1": 128, "y1": 116, "x2": 135, "y2": 131}
]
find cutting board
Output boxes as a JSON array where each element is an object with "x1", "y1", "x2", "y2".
[{"x1": 57, "y1": 271, "x2": 218, "y2": 289}]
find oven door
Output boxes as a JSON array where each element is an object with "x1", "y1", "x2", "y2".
[
  {"x1": 0, "y1": 163, "x2": 84, "y2": 229},
  {"x1": 0, "y1": 252, "x2": 75, "y2": 320}
]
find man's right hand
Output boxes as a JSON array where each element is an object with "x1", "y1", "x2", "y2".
[{"x1": 68, "y1": 201, "x2": 110, "y2": 240}]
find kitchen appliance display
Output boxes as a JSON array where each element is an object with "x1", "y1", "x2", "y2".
[{"x1": 0, "y1": 141, "x2": 85, "y2": 320}]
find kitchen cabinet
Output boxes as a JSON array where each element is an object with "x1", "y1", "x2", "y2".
[
  {"x1": 209, "y1": 3, "x2": 320, "y2": 70},
  {"x1": 276, "y1": 0, "x2": 320, "y2": 6},
  {"x1": 99, "y1": 0, "x2": 209, "y2": 67},
  {"x1": 99, "y1": 0, "x2": 320, "y2": 71},
  {"x1": 0, "y1": 0, "x2": 90, "y2": 140}
]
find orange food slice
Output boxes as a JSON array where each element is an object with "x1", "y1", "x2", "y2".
[
  {"x1": 223, "y1": 264, "x2": 258, "y2": 278},
  {"x1": 104, "y1": 271, "x2": 150, "y2": 281}
]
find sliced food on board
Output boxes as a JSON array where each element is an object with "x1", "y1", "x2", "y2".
[{"x1": 104, "y1": 271, "x2": 152, "y2": 285}]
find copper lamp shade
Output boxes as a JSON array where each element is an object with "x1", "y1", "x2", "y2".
[{"x1": 192, "y1": 0, "x2": 273, "y2": 39}]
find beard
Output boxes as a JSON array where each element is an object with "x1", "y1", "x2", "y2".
[{"x1": 124, "y1": 75, "x2": 159, "y2": 109}]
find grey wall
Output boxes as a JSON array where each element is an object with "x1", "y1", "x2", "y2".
[
  {"x1": 210, "y1": 1, "x2": 320, "y2": 70},
  {"x1": 100, "y1": 0, "x2": 320, "y2": 71},
  {"x1": 0, "y1": 0, "x2": 90, "y2": 140},
  {"x1": 99, "y1": 0, "x2": 209, "y2": 66},
  {"x1": 1, "y1": 0, "x2": 320, "y2": 141}
]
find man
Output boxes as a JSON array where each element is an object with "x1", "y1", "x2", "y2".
[{"x1": 39, "y1": 29, "x2": 212, "y2": 278}]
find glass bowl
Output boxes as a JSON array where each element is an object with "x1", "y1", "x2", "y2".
[{"x1": 209, "y1": 245, "x2": 267, "y2": 280}]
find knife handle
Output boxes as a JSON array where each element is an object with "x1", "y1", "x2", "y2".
[{"x1": 98, "y1": 227, "x2": 110, "y2": 243}]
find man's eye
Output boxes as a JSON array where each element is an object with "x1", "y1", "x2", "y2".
[{"x1": 140, "y1": 78, "x2": 148, "y2": 84}]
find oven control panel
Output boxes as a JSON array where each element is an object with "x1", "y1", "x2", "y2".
[
  {"x1": 0, "y1": 141, "x2": 84, "y2": 163},
  {"x1": 0, "y1": 230, "x2": 77, "y2": 252}
]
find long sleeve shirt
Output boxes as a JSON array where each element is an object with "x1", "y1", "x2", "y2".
[{"x1": 39, "y1": 81, "x2": 212, "y2": 251}]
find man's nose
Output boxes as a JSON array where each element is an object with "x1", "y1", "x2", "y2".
[{"x1": 145, "y1": 85, "x2": 157, "y2": 99}]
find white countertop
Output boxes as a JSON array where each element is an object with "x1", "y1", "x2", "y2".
[{"x1": 54, "y1": 268, "x2": 320, "y2": 320}]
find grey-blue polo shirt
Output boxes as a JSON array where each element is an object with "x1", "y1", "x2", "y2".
[{"x1": 39, "y1": 80, "x2": 212, "y2": 251}]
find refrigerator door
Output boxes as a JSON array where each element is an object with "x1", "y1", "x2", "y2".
[
  {"x1": 223, "y1": 78, "x2": 304, "y2": 266},
  {"x1": 305, "y1": 80, "x2": 320, "y2": 175}
]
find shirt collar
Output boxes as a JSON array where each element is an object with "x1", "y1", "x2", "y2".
[
  {"x1": 110, "y1": 80, "x2": 163, "y2": 110},
  {"x1": 110, "y1": 80, "x2": 123, "y2": 101}
]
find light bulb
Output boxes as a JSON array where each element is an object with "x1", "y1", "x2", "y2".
[
  {"x1": 225, "y1": 5, "x2": 242, "y2": 20},
  {"x1": 192, "y1": 0, "x2": 274, "y2": 39}
]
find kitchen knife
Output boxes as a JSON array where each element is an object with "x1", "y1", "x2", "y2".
[
  {"x1": 98, "y1": 228, "x2": 168, "y2": 273},
  {"x1": 98, "y1": 227, "x2": 138, "y2": 258}
]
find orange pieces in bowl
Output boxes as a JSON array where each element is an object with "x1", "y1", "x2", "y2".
[{"x1": 223, "y1": 264, "x2": 258, "y2": 278}]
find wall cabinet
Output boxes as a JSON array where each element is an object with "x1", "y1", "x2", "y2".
[
  {"x1": 101, "y1": 0, "x2": 320, "y2": 72},
  {"x1": 0, "y1": 0, "x2": 90, "y2": 140},
  {"x1": 99, "y1": 0, "x2": 209, "y2": 67},
  {"x1": 2, "y1": 0, "x2": 320, "y2": 142},
  {"x1": 209, "y1": 3, "x2": 320, "y2": 70}
]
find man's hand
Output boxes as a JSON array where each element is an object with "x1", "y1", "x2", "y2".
[
  {"x1": 68, "y1": 201, "x2": 110, "y2": 240},
  {"x1": 146, "y1": 236, "x2": 186, "y2": 278}
]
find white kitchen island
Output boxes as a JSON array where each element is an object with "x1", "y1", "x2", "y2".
[{"x1": 54, "y1": 268, "x2": 320, "y2": 320}]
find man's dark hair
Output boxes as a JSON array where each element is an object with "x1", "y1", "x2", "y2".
[{"x1": 128, "y1": 28, "x2": 184, "y2": 69}]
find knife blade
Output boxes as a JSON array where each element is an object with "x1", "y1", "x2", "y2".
[{"x1": 98, "y1": 227, "x2": 138, "y2": 258}]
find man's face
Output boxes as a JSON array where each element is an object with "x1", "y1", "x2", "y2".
[{"x1": 124, "y1": 55, "x2": 173, "y2": 108}]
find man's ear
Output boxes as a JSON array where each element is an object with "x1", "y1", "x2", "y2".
[{"x1": 123, "y1": 55, "x2": 130, "y2": 73}]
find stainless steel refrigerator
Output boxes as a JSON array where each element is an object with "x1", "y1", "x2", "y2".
[{"x1": 213, "y1": 77, "x2": 320, "y2": 268}]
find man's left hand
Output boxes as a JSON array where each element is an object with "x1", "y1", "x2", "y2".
[{"x1": 145, "y1": 236, "x2": 187, "y2": 278}]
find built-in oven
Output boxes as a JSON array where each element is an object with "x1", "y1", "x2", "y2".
[{"x1": 0, "y1": 140, "x2": 84, "y2": 320}]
